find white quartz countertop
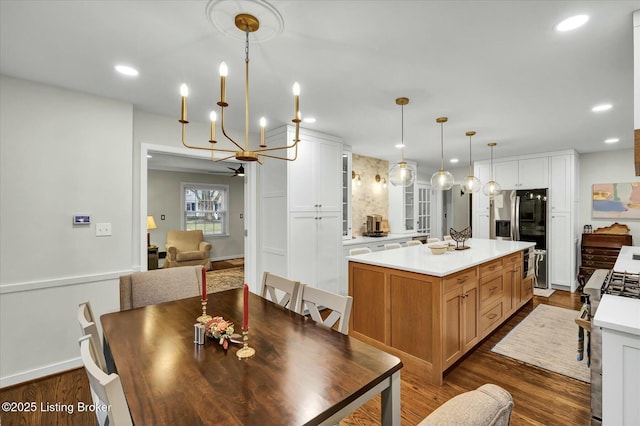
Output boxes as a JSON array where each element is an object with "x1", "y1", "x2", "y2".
[
  {"x1": 347, "y1": 238, "x2": 535, "y2": 277},
  {"x1": 593, "y1": 294, "x2": 640, "y2": 336},
  {"x1": 343, "y1": 233, "x2": 424, "y2": 246},
  {"x1": 613, "y1": 245, "x2": 640, "y2": 274}
]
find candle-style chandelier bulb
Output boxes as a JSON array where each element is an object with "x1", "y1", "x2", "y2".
[
  {"x1": 430, "y1": 117, "x2": 454, "y2": 190},
  {"x1": 462, "y1": 131, "x2": 481, "y2": 194},
  {"x1": 389, "y1": 97, "x2": 416, "y2": 187},
  {"x1": 482, "y1": 142, "x2": 502, "y2": 198}
]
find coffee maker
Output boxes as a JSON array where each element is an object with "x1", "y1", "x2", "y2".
[{"x1": 365, "y1": 215, "x2": 384, "y2": 236}]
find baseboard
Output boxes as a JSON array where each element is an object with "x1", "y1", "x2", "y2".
[{"x1": 0, "y1": 357, "x2": 82, "y2": 389}]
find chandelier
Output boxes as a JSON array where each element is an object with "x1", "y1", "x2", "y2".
[
  {"x1": 461, "y1": 131, "x2": 481, "y2": 194},
  {"x1": 389, "y1": 97, "x2": 416, "y2": 187},
  {"x1": 179, "y1": 13, "x2": 301, "y2": 163}
]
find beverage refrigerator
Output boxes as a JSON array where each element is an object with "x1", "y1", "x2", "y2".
[{"x1": 490, "y1": 188, "x2": 548, "y2": 288}]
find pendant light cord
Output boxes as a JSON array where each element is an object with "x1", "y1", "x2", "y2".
[
  {"x1": 401, "y1": 103, "x2": 405, "y2": 161},
  {"x1": 440, "y1": 122, "x2": 444, "y2": 170},
  {"x1": 468, "y1": 134, "x2": 473, "y2": 175}
]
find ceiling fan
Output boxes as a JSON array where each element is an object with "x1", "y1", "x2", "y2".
[{"x1": 208, "y1": 164, "x2": 245, "y2": 177}]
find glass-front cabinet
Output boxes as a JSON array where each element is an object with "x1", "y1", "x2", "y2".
[
  {"x1": 404, "y1": 183, "x2": 415, "y2": 231},
  {"x1": 342, "y1": 150, "x2": 352, "y2": 239},
  {"x1": 417, "y1": 183, "x2": 432, "y2": 235}
]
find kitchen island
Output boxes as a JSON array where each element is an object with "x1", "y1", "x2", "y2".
[{"x1": 348, "y1": 238, "x2": 535, "y2": 385}]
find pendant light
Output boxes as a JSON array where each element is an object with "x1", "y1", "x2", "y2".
[
  {"x1": 482, "y1": 142, "x2": 502, "y2": 198},
  {"x1": 461, "y1": 131, "x2": 481, "y2": 194},
  {"x1": 389, "y1": 97, "x2": 416, "y2": 187},
  {"x1": 430, "y1": 117, "x2": 454, "y2": 190}
]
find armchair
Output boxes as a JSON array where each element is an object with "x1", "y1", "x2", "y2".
[{"x1": 164, "y1": 230, "x2": 212, "y2": 270}]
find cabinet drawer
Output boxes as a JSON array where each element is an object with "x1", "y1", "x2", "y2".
[
  {"x1": 581, "y1": 259, "x2": 616, "y2": 269},
  {"x1": 480, "y1": 301, "x2": 503, "y2": 334},
  {"x1": 582, "y1": 247, "x2": 621, "y2": 257},
  {"x1": 479, "y1": 258, "x2": 504, "y2": 278},
  {"x1": 480, "y1": 273, "x2": 504, "y2": 307},
  {"x1": 521, "y1": 276, "x2": 533, "y2": 300},
  {"x1": 503, "y1": 253, "x2": 521, "y2": 269},
  {"x1": 443, "y1": 268, "x2": 478, "y2": 293}
]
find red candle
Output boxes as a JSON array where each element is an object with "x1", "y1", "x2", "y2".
[
  {"x1": 243, "y1": 283, "x2": 249, "y2": 329},
  {"x1": 202, "y1": 266, "x2": 207, "y2": 301}
]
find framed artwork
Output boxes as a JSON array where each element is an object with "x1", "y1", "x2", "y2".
[{"x1": 592, "y1": 182, "x2": 640, "y2": 219}]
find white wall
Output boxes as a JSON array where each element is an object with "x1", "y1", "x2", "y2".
[
  {"x1": 579, "y1": 149, "x2": 640, "y2": 241},
  {"x1": 0, "y1": 75, "x2": 134, "y2": 386},
  {"x1": 148, "y1": 169, "x2": 244, "y2": 260}
]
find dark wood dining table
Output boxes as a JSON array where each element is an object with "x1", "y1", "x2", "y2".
[{"x1": 101, "y1": 288, "x2": 402, "y2": 425}]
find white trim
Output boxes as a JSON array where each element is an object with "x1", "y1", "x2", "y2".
[
  {"x1": 0, "y1": 357, "x2": 83, "y2": 389},
  {"x1": 0, "y1": 270, "x2": 135, "y2": 294}
]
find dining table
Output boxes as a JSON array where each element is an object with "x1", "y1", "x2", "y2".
[{"x1": 101, "y1": 288, "x2": 402, "y2": 425}]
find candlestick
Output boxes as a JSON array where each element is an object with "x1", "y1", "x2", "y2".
[
  {"x1": 259, "y1": 117, "x2": 266, "y2": 147},
  {"x1": 243, "y1": 283, "x2": 249, "y2": 329},
  {"x1": 219, "y1": 62, "x2": 228, "y2": 105},
  {"x1": 209, "y1": 111, "x2": 216, "y2": 143},
  {"x1": 202, "y1": 266, "x2": 207, "y2": 301},
  {"x1": 197, "y1": 299, "x2": 212, "y2": 324},
  {"x1": 236, "y1": 328, "x2": 255, "y2": 359},
  {"x1": 179, "y1": 84, "x2": 188, "y2": 123},
  {"x1": 292, "y1": 82, "x2": 300, "y2": 123}
]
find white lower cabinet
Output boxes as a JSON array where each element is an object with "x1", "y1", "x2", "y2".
[
  {"x1": 550, "y1": 211, "x2": 572, "y2": 288},
  {"x1": 290, "y1": 212, "x2": 342, "y2": 295}
]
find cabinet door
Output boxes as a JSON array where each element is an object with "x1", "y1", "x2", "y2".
[
  {"x1": 494, "y1": 161, "x2": 519, "y2": 189},
  {"x1": 461, "y1": 282, "x2": 479, "y2": 352},
  {"x1": 474, "y1": 212, "x2": 490, "y2": 239},
  {"x1": 550, "y1": 155, "x2": 572, "y2": 212},
  {"x1": 443, "y1": 286, "x2": 463, "y2": 367},
  {"x1": 289, "y1": 213, "x2": 317, "y2": 286},
  {"x1": 550, "y1": 212, "x2": 572, "y2": 287},
  {"x1": 316, "y1": 140, "x2": 342, "y2": 211},
  {"x1": 315, "y1": 212, "x2": 342, "y2": 294},
  {"x1": 518, "y1": 157, "x2": 549, "y2": 189}
]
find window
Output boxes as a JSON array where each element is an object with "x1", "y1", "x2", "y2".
[{"x1": 181, "y1": 183, "x2": 228, "y2": 236}]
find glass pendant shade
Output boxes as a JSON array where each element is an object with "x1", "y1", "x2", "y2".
[
  {"x1": 462, "y1": 175, "x2": 482, "y2": 194},
  {"x1": 461, "y1": 131, "x2": 481, "y2": 194},
  {"x1": 390, "y1": 97, "x2": 414, "y2": 187},
  {"x1": 390, "y1": 161, "x2": 415, "y2": 187},
  {"x1": 430, "y1": 116, "x2": 453, "y2": 190},
  {"x1": 431, "y1": 169, "x2": 454, "y2": 190},
  {"x1": 482, "y1": 180, "x2": 502, "y2": 197}
]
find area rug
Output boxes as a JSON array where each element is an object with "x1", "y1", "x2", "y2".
[
  {"x1": 206, "y1": 267, "x2": 244, "y2": 293},
  {"x1": 533, "y1": 288, "x2": 556, "y2": 297},
  {"x1": 491, "y1": 304, "x2": 590, "y2": 383}
]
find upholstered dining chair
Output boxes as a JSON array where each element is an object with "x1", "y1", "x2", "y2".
[
  {"x1": 443, "y1": 235, "x2": 453, "y2": 241},
  {"x1": 77, "y1": 301, "x2": 107, "y2": 372},
  {"x1": 79, "y1": 335, "x2": 133, "y2": 426},
  {"x1": 260, "y1": 271, "x2": 301, "y2": 312},
  {"x1": 119, "y1": 265, "x2": 202, "y2": 310},
  {"x1": 427, "y1": 238, "x2": 441, "y2": 243},
  {"x1": 406, "y1": 240, "x2": 423, "y2": 247},
  {"x1": 298, "y1": 285, "x2": 353, "y2": 335},
  {"x1": 384, "y1": 243, "x2": 402, "y2": 250},
  {"x1": 349, "y1": 247, "x2": 372, "y2": 255}
]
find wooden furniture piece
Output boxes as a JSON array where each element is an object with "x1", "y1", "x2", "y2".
[
  {"x1": 298, "y1": 285, "x2": 354, "y2": 335},
  {"x1": 579, "y1": 232, "x2": 632, "y2": 282},
  {"x1": 260, "y1": 271, "x2": 301, "y2": 312},
  {"x1": 147, "y1": 245, "x2": 158, "y2": 270},
  {"x1": 78, "y1": 335, "x2": 133, "y2": 426},
  {"x1": 384, "y1": 243, "x2": 402, "y2": 250},
  {"x1": 77, "y1": 301, "x2": 107, "y2": 372},
  {"x1": 348, "y1": 240, "x2": 534, "y2": 385},
  {"x1": 101, "y1": 289, "x2": 402, "y2": 425}
]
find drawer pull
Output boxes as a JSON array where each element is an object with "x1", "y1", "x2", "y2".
[
  {"x1": 489, "y1": 265, "x2": 497, "y2": 270},
  {"x1": 490, "y1": 286, "x2": 498, "y2": 292},
  {"x1": 488, "y1": 313, "x2": 497, "y2": 320},
  {"x1": 457, "y1": 277, "x2": 468, "y2": 283}
]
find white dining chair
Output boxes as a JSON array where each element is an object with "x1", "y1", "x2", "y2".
[
  {"x1": 298, "y1": 285, "x2": 353, "y2": 335},
  {"x1": 349, "y1": 247, "x2": 372, "y2": 255},
  {"x1": 406, "y1": 240, "x2": 423, "y2": 247},
  {"x1": 384, "y1": 243, "x2": 402, "y2": 250},
  {"x1": 79, "y1": 335, "x2": 133, "y2": 426},
  {"x1": 77, "y1": 301, "x2": 107, "y2": 372},
  {"x1": 427, "y1": 238, "x2": 441, "y2": 243},
  {"x1": 260, "y1": 271, "x2": 301, "y2": 312}
]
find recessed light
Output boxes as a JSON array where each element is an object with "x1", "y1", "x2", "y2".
[
  {"x1": 604, "y1": 138, "x2": 619, "y2": 144},
  {"x1": 395, "y1": 143, "x2": 405, "y2": 149},
  {"x1": 303, "y1": 117, "x2": 316, "y2": 123},
  {"x1": 555, "y1": 15, "x2": 589, "y2": 32},
  {"x1": 449, "y1": 158, "x2": 459, "y2": 164},
  {"x1": 147, "y1": 154, "x2": 153, "y2": 158},
  {"x1": 114, "y1": 64, "x2": 139, "y2": 76},
  {"x1": 592, "y1": 103, "x2": 612, "y2": 112}
]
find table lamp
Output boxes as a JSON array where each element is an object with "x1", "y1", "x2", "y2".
[{"x1": 147, "y1": 215, "x2": 157, "y2": 247}]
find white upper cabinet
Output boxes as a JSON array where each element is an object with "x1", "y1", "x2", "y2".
[
  {"x1": 550, "y1": 154, "x2": 575, "y2": 212},
  {"x1": 494, "y1": 157, "x2": 549, "y2": 189},
  {"x1": 288, "y1": 130, "x2": 342, "y2": 212},
  {"x1": 388, "y1": 161, "x2": 418, "y2": 234}
]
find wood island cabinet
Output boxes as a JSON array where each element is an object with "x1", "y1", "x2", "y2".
[{"x1": 349, "y1": 246, "x2": 532, "y2": 385}]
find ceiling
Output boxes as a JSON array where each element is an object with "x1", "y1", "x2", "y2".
[{"x1": 1, "y1": 0, "x2": 638, "y2": 174}]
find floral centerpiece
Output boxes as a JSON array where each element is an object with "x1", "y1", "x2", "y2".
[{"x1": 205, "y1": 316, "x2": 235, "y2": 350}]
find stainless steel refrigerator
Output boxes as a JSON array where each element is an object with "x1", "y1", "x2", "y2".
[{"x1": 490, "y1": 188, "x2": 548, "y2": 288}]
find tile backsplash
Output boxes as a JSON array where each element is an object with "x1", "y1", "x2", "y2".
[{"x1": 352, "y1": 154, "x2": 389, "y2": 236}]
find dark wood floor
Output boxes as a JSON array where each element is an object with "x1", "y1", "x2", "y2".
[{"x1": 0, "y1": 291, "x2": 588, "y2": 426}]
